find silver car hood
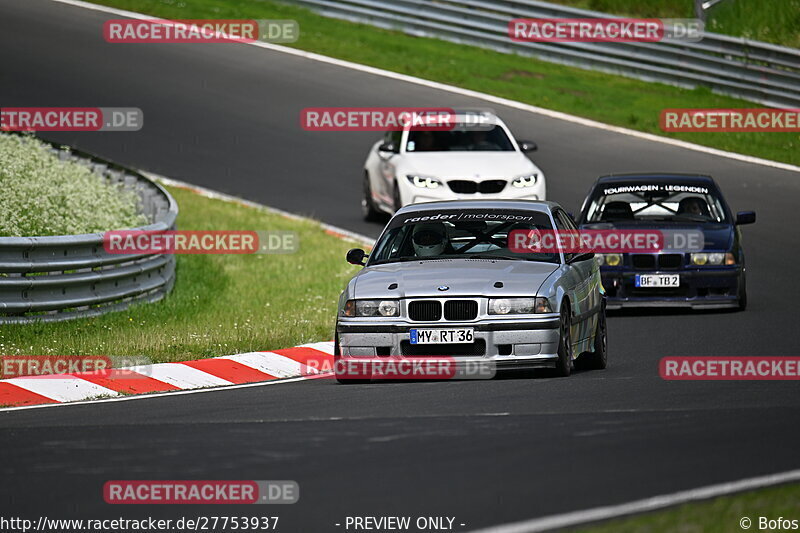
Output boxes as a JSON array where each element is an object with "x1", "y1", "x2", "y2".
[{"x1": 353, "y1": 259, "x2": 558, "y2": 298}]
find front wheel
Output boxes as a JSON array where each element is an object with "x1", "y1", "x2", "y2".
[
  {"x1": 553, "y1": 303, "x2": 572, "y2": 377},
  {"x1": 579, "y1": 304, "x2": 607, "y2": 370},
  {"x1": 361, "y1": 173, "x2": 382, "y2": 222},
  {"x1": 393, "y1": 182, "x2": 403, "y2": 213},
  {"x1": 738, "y1": 275, "x2": 748, "y2": 311}
]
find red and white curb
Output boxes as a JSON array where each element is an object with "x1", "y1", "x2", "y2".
[{"x1": 0, "y1": 342, "x2": 334, "y2": 408}]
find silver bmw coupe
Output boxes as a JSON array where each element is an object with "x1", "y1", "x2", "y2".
[{"x1": 335, "y1": 200, "x2": 607, "y2": 382}]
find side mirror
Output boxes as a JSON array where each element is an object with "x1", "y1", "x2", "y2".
[
  {"x1": 568, "y1": 252, "x2": 595, "y2": 264},
  {"x1": 735, "y1": 211, "x2": 756, "y2": 225},
  {"x1": 346, "y1": 248, "x2": 368, "y2": 266},
  {"x1": 378, "y1": 141, "x2": 396, "y2": 155},
  {"x1": 517, "y1": 140, "x2": 537, "y2": 153}
]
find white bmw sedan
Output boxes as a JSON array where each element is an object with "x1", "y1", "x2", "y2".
[{"x1": 361, "y1": 112, "x2": 546, "y2": 220}]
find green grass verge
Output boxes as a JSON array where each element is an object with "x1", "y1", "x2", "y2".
[
  {"x1": 0, "y1": 185, "x2": 360, "y2": 366},
  {"x1": 573, "y1": 482, "x2": 800, "y2": 532},
  {"x1": 90, "y1": 0, "x2": 798, "y2": 166},
  {"x1": 549, "y1": 0, "x2": 800, "y2": 48}
]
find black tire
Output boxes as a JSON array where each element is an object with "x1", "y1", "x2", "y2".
[
  {"x1": 361, "y1": 173, "x2": 382, "y2": 222},
  {"x1": 553, "y1": 303, "x2": 572, "y2": 377},
  {"x1": 738, "y1": 275, "x2": 748, "y2": 311},
  {"x1": 393, "y1": 182, "x2": 403, "y2": 213},
  {"x1": 333, "y1": 334, "x2": 371, "y2": 384},
  {"x1": 580, "y1": 303, "x2": 608, "y2": 370}
]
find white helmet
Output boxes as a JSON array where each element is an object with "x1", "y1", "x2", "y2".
[{"x1": 412, "y1": 223, "x2": 447, "y2": 257}]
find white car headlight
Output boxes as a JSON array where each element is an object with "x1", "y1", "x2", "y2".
[
  {"x1": 489, "y1": 297, "x2": 551, "y2": 314},
  {"x1": 511, "y1": 174, "x2": 538, "y2": 188},
  {"x1": 407, "y1": 175, "x2": 441, "y2": 189},
  {"x1": 342, "y1": 300, "x2": 400, "y2": 317}
]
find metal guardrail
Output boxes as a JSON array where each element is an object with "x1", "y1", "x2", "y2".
[
  {"x1": 284, "y1": 0, "x2": 800, "y2": 108},
  {"x1": 0, "y1": 138, "x2": 178, "y2": 324}
]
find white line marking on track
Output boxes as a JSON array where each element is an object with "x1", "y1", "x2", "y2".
[
  {"x1": 0, "y1": 375, "x2": 316, "y2": 413},
  {"x1": 49, "y1": 0, "x2": 800, "y2": 174},
  {"x1": 469, "y1": 469, "x2": 800, "y2": 532},
  {"x1": 3, "y1": 377, "x2": 119, "y2": 403}
]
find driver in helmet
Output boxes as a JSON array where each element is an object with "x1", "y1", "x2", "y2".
[{"x1": 412, "y1": 222, "x2": 451, "y2": 257}]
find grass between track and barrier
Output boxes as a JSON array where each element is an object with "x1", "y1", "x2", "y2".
[
  {"x1": 0, "y1": 184, "x2": 361, "y2": 365},
  {"x1": 89, "y1": 0, "x2": 799, "y2": 167},
  {"x1": 573, "y1": 482, "x2": 800, "y2": 533}
]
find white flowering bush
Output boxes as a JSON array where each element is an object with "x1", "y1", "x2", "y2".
[{"x1": 0, "y1": 134, "x2": 147, "y2": 237}]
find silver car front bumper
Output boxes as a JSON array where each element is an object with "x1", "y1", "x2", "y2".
[{"x1": 336, "y1": 316, "x2": 561, "y2": 370}]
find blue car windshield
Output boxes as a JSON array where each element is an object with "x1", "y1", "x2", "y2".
[
  {"x1": 585, "y1": 183, "x2": 729, "y2": 223},
  {"x1": 369, "y1": 210, "x2": 559, "y2": 265}
]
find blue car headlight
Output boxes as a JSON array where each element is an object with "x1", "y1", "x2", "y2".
[
  {"x1": 691, "y1": 252, "x2": 735, "y2": 266},
  {"x1": 596, "y1": 253, "x2": 622, "y2": 267}
]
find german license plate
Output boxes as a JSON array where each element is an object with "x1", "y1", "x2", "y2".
[
  {"x1": 635, "y1": 274, "x2": 680, "y2": 288},
  {"x1": 409, "y1": 328, "x2": 474, "y2": 344}
]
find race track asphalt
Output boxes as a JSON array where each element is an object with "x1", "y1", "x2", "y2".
[{"x1": 1, "y1": 1, "x2": 799, "y2": 530}]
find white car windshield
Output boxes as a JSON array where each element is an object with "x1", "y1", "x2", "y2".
[
  {"x1": 405, "y1": 125, "x2": 515, "y2": 152},
  {"x1": 369, "y1": 209, "x2": 558, "y2": 265}
]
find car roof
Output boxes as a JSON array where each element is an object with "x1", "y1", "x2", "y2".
[
  {"x1": 595, "y1": 173, "x2": 717, "y2": 186},
  {"x1": 395, "y1": 200, "x2": 559, "y2": 215}
]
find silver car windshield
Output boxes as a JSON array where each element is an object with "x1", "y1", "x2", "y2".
[
  {"x1": 405, "y1": 125, "x2": 514, "y2": 152},
  {"x1": 369, "y1": 210, "x2": 559, "y2": 265}
]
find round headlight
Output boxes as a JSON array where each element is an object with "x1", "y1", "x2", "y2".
[
  {"x1": 708, "y1": 253, "x2": 725, "y2": 265},
  {"x1": 358, "y1": 300, "x2": 377, "y2": 316},
  {"x1": 692, "y1": 253, "x2": 708, "y2": 265},
  {"x1": 378, "y1": 300, "x2": 398, "y2": 317},
  {"x1": 605, "y1": 254, "x2": 622, "y2": 266},
  {"x1": 491, "y1": 299, "x2": 512, "y2": 315},
  {"x1": 595, "y1": 254, "x2": 605, "y2": 266},
  {"x1": 516, "y1": 300, "x2": 536, "y2": 314}
]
